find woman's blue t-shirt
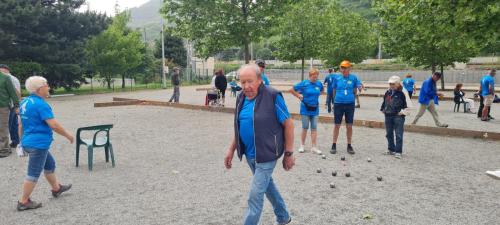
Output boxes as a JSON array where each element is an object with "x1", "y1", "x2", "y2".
[
  {"x1": 19, "y1": 95, "x2": 54, "y2": 150},
  {"x1": 293, "y1": 80, "x2": 323, "y2": 116}
]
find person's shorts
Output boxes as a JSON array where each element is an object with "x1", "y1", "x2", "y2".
[
  {"x1": 24, "y1": 148, "x2": 55, "y2": 182},
  {"x1": 301, "y1": 115, "x2": 318, "y2": 130},
  {"x1": 334, "y1": 103, "x2": 355, "y2": 125},
  {"x1": 485, "y1": 95, "x2": 494, "y2": 106}
]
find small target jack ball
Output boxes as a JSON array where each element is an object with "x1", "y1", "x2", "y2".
[
  {"x1": 321, "y1": 155, "x2": 326, "y2": 159},
  {"x1": 330, "y1": 183, "x2": 336, "y2": 188},
  {"x1": 377, "y1": 176, "x2": 383, "y2": 181},
  {"x1": 345, "y1": 172, "x2": 351, "y2": 177},
  {"x1": 316, "y1": 168, "x2": 322, "y2": 173},
  {"x1": 341, "y1": 156, "x2": 346, "y2": 161},
  {"x1": 332, "y1": 171, "x2": 337, "y2": 176},
  {"x1": 367, "y1": 158, "x2": 372, "y2": 162}
]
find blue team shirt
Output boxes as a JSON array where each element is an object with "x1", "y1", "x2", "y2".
[
  {"x1": 239, "y1": 94, "x2": 290, "y2": 159},
  {"x1": 19, "y1": 95, "x2": 55, "y2": 150},
  {"x1": 402, "y1": 78, "x2": 415, "y2": 92},
  {"x1": 294, "y1": 80, "x2": 324, "y2": 116},
  {"x1": 262, "y1": 72, "x2": 270, "y2": 86},
  {"x1": 323, "y1": 73, "x2": 337, "y2": 94},
  {"x1": 480, "y1": 75, "x2": 495, "y2": 96},
  {"x1": 418, "y1": 77, "x2": 439, "y2": 105},
  {"x1": 331, "y1": 74, "x2": 360, "y2": 104}
]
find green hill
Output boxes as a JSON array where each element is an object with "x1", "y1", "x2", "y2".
[{"x1": 128, "y1": 0, "x2": 162, "y2": 42}]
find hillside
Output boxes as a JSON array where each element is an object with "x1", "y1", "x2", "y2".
[{"x1": 128, "y1": 0, "x2": 162, "y2": 42}]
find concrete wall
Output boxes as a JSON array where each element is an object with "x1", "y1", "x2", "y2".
[{"x1": 266, "y1": 69, "x2": 496, "y2": 85}]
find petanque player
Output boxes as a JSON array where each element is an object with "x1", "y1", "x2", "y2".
[
  {"x1": 411, "y1": 72, "x2": 449, "y2": 127},
  {"x1": 330, "y1": 60, "x2": 361, "y2": 155},
  {"x1": 478, "y1": 69, "x2": 496, "y2": 121},
  {"x1": 323, "y1": 68, "x2": 337, "y2": 113},
  {"x1": 224, "y1": 64, "x2": 295, "y2": 225},
  {"x1": 168, "y1": 67, "x2": 181, "y2": 103},
  {"x1": 402, "y1": 73, "x2": 416, "y2": 99},
  {"x1": 0, "y1": 64, "x2": 22, "y2": 149},
  {"x1": 380, "y1": 76, "x2": 408, "y2": 159},
  {"x1": 290, "y1": 68, "x2": 324, "y2": 154},
  {"x1": 17, "y1": 76, "x2": 74, "y2": 211},
  {"x1": 0, "y1": 65, "x2": 19, "y2": 158},
  {"x1": 256, "y1": 59, "x2": 270, "y2": 86}
]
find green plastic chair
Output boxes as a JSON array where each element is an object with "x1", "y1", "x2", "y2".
[{"x1": 76, "y1": 124, "x2": 115, "y2": 171}]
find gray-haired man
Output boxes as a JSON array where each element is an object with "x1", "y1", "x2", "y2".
[{"x1": 224, "y1": 64, "x2": 295, "y2": 225}]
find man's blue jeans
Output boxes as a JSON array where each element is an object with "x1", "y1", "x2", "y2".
[
  {"x1": 8, "y1": 108, "x2": 19, "y2": 146},
  {"x1": 326, "y1": 92, "x2": 334, "y2": 113},
  {"x1": 244, "y1": 158, "x2": 290, "y2": 225},
  {"x1": 385, "y1": 115, "x2": 405, "y2": 153}
]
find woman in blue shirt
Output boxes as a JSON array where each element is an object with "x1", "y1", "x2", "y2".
[
  {"x1": 402, "y1": 73, "x2": 416, "y2": 98},
  {"x1": 17, "y1": 76, "x2": 74, "y2": 211},
  {"x1": 290, "y1": 68, "x2": 324, "y2": 154}
]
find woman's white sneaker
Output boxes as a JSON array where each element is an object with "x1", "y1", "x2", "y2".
[
  {"x1": 311, "y1": 147, "x2": 322, "y2": 155},
  {"x1": 298, "y1": 145, "x2": 305, "y2": 153}
]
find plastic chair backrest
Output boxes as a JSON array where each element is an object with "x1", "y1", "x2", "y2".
[{"x1": 76, "y1": 124, "x2": 113, "y2": 147}]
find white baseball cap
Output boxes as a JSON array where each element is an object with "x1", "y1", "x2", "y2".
[{"x1": 388, "y1": 76, "x2": 401, "y2": 84}]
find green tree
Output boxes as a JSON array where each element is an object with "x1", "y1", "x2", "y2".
[
  {"x1": 374, "y1": 0, "x2": 498, "y2": 89},
  {"x1": 162, "y1": 0, "x2": 292, "y2": 63},
  {"x1": 154, "y1": 31, "x2": 187, "y2": 68},
  {"x1": 86, "y1": 12, "x2": 145, "y2": 89},
  {"x1": 273, "y1": 0, "x2": 327, "y2": 80},
  {"x1": 320, "y1": 7, "x2": 376, "y2": 68},
  {"x1": 0, "y1": 0, "x2": 110, "y2": 90}
]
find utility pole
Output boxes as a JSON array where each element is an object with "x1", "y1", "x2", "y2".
[{"x1": 161, "y1": 0, "x2": 167, "y2": 89}]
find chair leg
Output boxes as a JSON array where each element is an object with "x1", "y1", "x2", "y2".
[
  {"x1": 464, "y1": 102, "x2": 467, "y2": 113},
  {"x1": 76, "y1": 144, "x2": 80, "y2": 167},
  {"x1": 88, "y1": 146, "x2": 93, "y2": 171},
  {"x1": 105, "y1": 145, "x2": 109, "y2": 163},
  {"x1": 108, "y1": 143, "x2": 115, "y2": 168}
]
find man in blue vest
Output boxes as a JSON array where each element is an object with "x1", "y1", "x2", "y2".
[
  {"x1": 224, "y1": 64, "x2": 295, "y2": 225},
  {"x1": 478, "y1": 69, "x2": 496, "y2": 121}
]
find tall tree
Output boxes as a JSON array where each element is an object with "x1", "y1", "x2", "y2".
[
  {"x1": 86, "y1": 12, "x2": 145, "y2": 89},
  {"x1": 319, "y1": 5, "x2": 376, "y2": 68},
  {"x1": 0, "y1": 0, "x2": 110, "y2": 90},
  {"x1": 374, "y1": 0, "x2": 498, "y2": 90},
  {"x1": 273, "y1": 0, "x2": 327, "y2": 80},
  {"x1": 154, "y1": 31, "x2": 187, "y2": 68},
  {"x1": 162, "y1": 0, "x2": 292, "y2": 63}
]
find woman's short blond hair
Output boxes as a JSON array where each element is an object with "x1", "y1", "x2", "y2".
[
  {"x1": 25, "y1": 76, "x2": 48, "y2": 94},
  {"x1": 309, "y1": 68, "x2": 319, "y2": 76}
]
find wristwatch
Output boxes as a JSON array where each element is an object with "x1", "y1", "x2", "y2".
[{"x1": 284, "y1": 151, "x2": 294, "y2": 157}]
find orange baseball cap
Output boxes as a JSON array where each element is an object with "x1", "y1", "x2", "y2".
[{"x1": 340, "y1": 60, "x2": 352, "y2": 68}]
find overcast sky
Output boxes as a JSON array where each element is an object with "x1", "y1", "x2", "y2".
[{"x1": 83, "y1": 0, "x2": 150, "y2": 16}]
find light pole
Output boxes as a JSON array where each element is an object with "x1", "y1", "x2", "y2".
[{"x1": 161, "y1": 0, "x2": 167, "y2": 89}]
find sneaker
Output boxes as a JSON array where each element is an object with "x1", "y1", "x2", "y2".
[
  {"x1": 330, "y1": 144, "x2": 337, "y2": 154},
  {"x1": 276, "y1": 217, "x2": 292, "y2": 225},
  {"x1": 489, "y1": 115, "x2": 495, "y2": 120},
  {"x1": 384, "y1": 151, "x2": 395, "y2": 155},
  {"x1": 394, "y1": 153, "x2": 402, "y2": 159},
  {"x1": 347, "y1": 145, "x2": 355, "y2": 154},
  {"x1": 0, "y1": 149, "x2": 12, "y2": 158},
  {"x1": 438, "y1": 124, "x2": 449, "y2": 128},
  {"x1": 9, "y1": 143, "x2": 18, "y2": 148},
  {"x1": 51, "y1": 184, "x2": 72, "y2": 198},
  {"x1": 355, "y1": 105, "x2": 360, "y2": 108},
  {"x1": 17, "y1": 199, "x2": 42, "y2": 211},
  {"x1": 311, "y1": 147, "x2": 322, "y2": 155},
  {"x1": 298, "y1": 146, "x2": 305, "y2": 153}
]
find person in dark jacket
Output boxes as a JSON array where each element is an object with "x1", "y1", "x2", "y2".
[
  {"x1": 380, "y1": 76, "x2": 407, "y2": 159},
  {"x1": 453, "y1": 83, "x2": 475, "y2": 113},
  {"x1": 214, "y1": 69, "x2": 228, "y2": 105},
  {"x1": 224, "y1": 64, "x2": 295, "y2": 225},
  {"x1": 168, "y1": 67, "x2": 181, "y2": 103}
]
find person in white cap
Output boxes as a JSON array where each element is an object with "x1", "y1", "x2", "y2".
[{"x1": 380, "y1": 76, "x2": 408, "y2": 159}]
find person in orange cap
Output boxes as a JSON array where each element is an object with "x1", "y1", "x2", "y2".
[{"x1": 330, "y1": 60, "x2": 361, "y2": 155}]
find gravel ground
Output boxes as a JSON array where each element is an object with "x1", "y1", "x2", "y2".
[{"x1": 1, "y1": 90, "x2": 499, "y2": 225}]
